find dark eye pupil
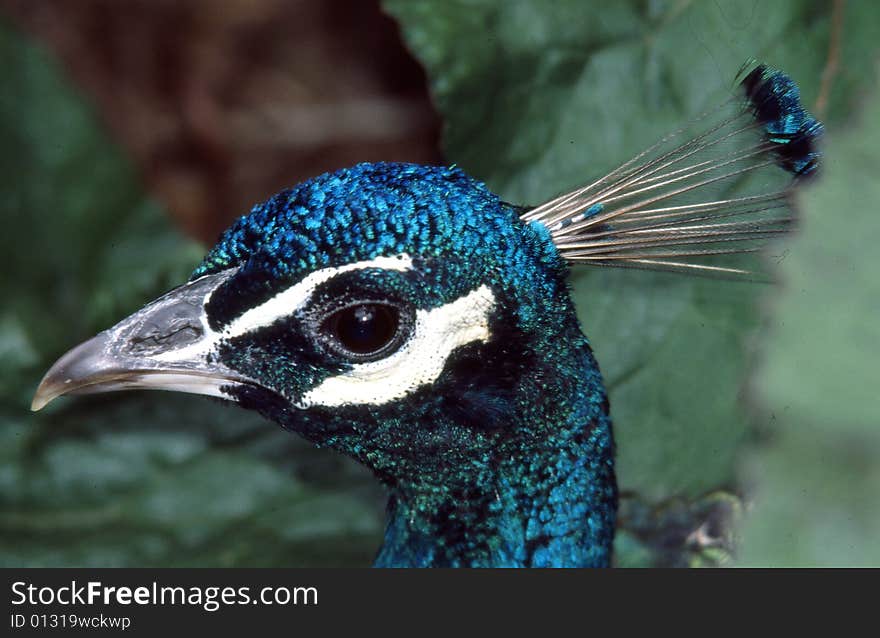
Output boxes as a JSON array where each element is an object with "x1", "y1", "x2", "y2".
[{"x1": 331, "y1": 304, "x2": 399, "y2": 355}]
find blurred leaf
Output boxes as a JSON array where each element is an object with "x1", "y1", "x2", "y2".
[
  {"x1": 0, "y1": 20, "x2": 384, "y2": 566},
  {"x1": 386, "y1": 0, "x2": 880, "y2": 562},
  {"x1": 616, "y1": 490, "x2": 744, "y2": 567},
  {"x1": 738, "y1": 75, "x2": 880, "y2": 566}
]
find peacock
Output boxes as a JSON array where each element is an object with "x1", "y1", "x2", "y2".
[{"x1": 32, "y1": 65, "x2": 821, "y2": 567}]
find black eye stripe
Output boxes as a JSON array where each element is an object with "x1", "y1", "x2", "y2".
[
  {"x1": 204, "y1": 262, "x2": 419, "y2": 331},
  {"x1": 307, "y1": 268, "x2": 414, "y2": 307},
  {"x1": 204, "y1": 267, "x2": 277, "y2": 332},
  {"x1": 217, "y1": 268, "x2": 416, "y2": 365}
]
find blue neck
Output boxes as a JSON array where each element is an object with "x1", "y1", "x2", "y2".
[{"x1": 373, "y1": 341, "x2": 617, "y2": 568}]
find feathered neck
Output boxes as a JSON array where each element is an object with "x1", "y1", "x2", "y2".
[{"x1": 373, "y1": 337, "x2": 617, "y2": 568}]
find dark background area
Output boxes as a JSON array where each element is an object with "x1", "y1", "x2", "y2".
[{"x1": 2, "y1": 0, "x2": 441, "y2": 241}]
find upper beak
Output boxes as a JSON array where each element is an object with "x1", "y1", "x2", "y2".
[{"x1": 31, "y1": 269, "x2": 260, "y2": 411}]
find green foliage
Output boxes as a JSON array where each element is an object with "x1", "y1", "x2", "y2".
[
  {"x1": 386, "y1": 0, "x2": 879, "y2": 563},
  {"x1": 0, "y1": 21, "x2": 384, "y2": 566},
  {"x1": 738, "y1": 77, "x2": 880, "y2": 566}
]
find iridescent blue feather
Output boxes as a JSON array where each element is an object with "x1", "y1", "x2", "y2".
[{"x1": 742, "y1": 64, "x2": 823, "y2": 177}]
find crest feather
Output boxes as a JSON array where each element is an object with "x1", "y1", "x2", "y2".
[{"x1": 523, "y1": 64, "x2": 823, "y2": 279}]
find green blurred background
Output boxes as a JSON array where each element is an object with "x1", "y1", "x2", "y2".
[{"x1": 1, "y1": 0, "x2": 878, "y2": 567}]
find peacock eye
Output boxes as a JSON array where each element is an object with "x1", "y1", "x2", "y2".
[{"x1": 322, "y1": 302, "x2": 403, "y2": 359}]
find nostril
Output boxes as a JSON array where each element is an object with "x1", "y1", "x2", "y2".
[
  {"x1": 128, "y1": 322, "x2": 204, "y2": 356},
  {"x1": 119, "y1": 272, "x2": 234, "y2": 357}
]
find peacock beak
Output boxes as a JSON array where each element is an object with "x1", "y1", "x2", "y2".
[{"x1": 31, "y1": 269, "x2": 261, "y2": 411}]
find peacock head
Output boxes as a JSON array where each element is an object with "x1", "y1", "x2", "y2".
[
  {"x1": 32, "y1": 66, "x2": 821, "y2": 564},
  {"x1": 32, "y1": 162, "x2": 587, "y2": 486}
]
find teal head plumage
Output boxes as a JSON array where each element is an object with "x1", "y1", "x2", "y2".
[{"x1": 32, "y1": 64, "x2": 821, "y2": 567}]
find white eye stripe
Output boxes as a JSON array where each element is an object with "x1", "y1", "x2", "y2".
[
  {"x1": 299, "y1": 284, "x2": 496, "y2": 408},
  {"x1": 153, "y1": 254, "x2": 413, "y2": 363},
  {"x1": 224, "y1": 254, "x2": 412, "y2": 340}
]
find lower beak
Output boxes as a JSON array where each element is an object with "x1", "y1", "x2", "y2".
[{"x1": 31, "y1": 269, "x2": 260, "y2": 411}]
